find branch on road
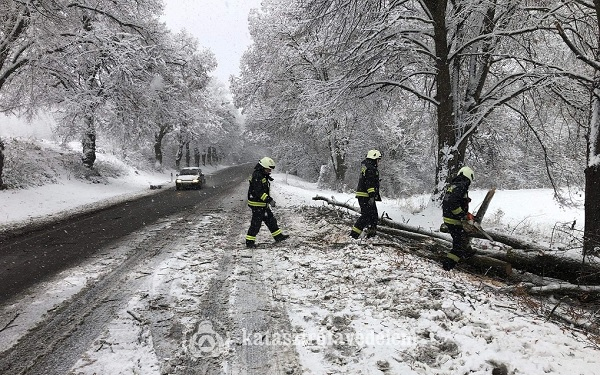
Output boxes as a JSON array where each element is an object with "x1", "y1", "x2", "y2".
[{"x1": 0, "y1": 312, "x2": 20, "y2": 332}]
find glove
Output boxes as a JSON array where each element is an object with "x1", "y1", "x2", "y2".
[
  {"x1": 441, "y1": 256, "x2": 458, "y2": 271},
  {"x1": 466, "y1": 212, "x2": 475, "y2": 221},
  {"x1": 368, "y1": 197, "x2": 375, "y2": 206},
  {"x1": 462, "y1": 219, "x2": 477, "y2": 234},
  {"x1": 270, "y1": 200, "x2": 276, "y2": 207}
]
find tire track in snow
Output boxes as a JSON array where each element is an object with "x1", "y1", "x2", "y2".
[
  {"x1": 163, "y1": 183, "x2": 301, "y2": 374},
  {"x1": 228, "y1": 246, "x2": 300, "y2": 374},
  {"x1": 0, "y1": 215, "x2": 198, "y2": 375}
]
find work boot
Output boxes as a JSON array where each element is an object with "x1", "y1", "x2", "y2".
[
  {"x1": 365, "y1": 228, "x2": 377, "y2": 239},
  {"x1": 463, "y1": 245, "x2": 476, "y2": 259},
  {"x1": 442, "y1": 252, "x2": 460, "y2": 271},
  {"x1": 441, "y1": 257, "x2": 457, "y2": 271},
  {"x1": 246, "y1": 241, "x2": 257, "y2": 248},
  {"x1": 274, "y1": 233, "x2": 290, "y2": 242}
]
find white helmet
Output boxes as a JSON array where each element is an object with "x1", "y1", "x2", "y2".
[
  {"x1": 366, "y1": 149, "x2": 382, "y2": 160},
  {"x1": 457, "y1": 166, "x2": 474, "y2": 182},
  {"x1": 259, "y1": 157, "x2": 275, "y2": 169}
]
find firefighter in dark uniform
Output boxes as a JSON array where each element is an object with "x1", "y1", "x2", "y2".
[
  {"x1": 350, "y1": 149, "x2": 382, "y2": 239},
  {"x1": 441, "y1": 166, "x2": 475, "y2": 270},
  {"x1": 245, "y1": 157, "x2": 289, "y2": 248}
]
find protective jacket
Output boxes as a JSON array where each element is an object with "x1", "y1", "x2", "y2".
[
  {"x1": 355, "y1": 158, "x2": 380, "y2": 200},
  {"x1": 247, "y1": 163, "x2": 274, "y2": 207},
  {"x1": 442, "y1": 175, "x2": 471, "y2": 226}
]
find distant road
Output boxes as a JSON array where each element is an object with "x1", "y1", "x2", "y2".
[{"x1": 0, "y1": 163, "x2": 251, "y2": 304}]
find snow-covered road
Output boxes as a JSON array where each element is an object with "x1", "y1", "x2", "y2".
[{"x1": 1, "y1": 178, "x2": 600, "y2": 374}]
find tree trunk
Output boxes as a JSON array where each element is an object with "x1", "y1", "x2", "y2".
[
  {"x1": 175, "y1": 144, "x2": 183, "y2": 170},
  {"x1": 584, "y1": 147, "x2": 600, "y2": 255},
  {"x1": 328, "y1": 121, "x2": 347, "y2": 184},
  {"x1": 0, "y1": 138, "x2": 5, "y2": 189},
  {"x1": 81, "y1": 115, "x2": 96, "y2": 169},
  {"x1": 185, "y1": 142, "x2": 190, "y2": 167},
  {"x1": 479, "y1": 247, "x2": 600, "y2": 285},
  {"x1": 584, "y1": 16, "x2": 600, "y2": 255},
  {"x1": 330, "y1": 144, "x2": 347, "y2": 184},
  {"x1": 194, "y1": 148, "x2": 200, "y2": 167},
  {"x1": 312, "y1": 194, "x2": 600, "y2": 284},
  {"x1": 422, "y1": 0, "x2": 460, "y2": 195},
  {"x1": 154, "y1": 131, "x2": 165, "y2": 167}
]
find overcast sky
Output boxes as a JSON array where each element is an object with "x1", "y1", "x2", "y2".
[{"x1": 161, "y1": 0, "x2": 261, "y2": 84}]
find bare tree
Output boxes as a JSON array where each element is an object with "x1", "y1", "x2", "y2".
[
  {"x1": 293, "y1": 1, "x2": 573, "y2": 196},
  {"x1": 41, "y1": 0, "x2": 163, "y2": 169},
  {"x1": 0, "y1": 1, "x2": 37, "y2": 187},
  {"x1": 156, "y1": 31, "x2": 216, "y2": 168},
  {"x1": 554, "y1": 0, "x2": 600, "y2": 254},
  {"x1": 233, "y1": 0, "x2": 397, "y2": 186},
  {"x1": 0, "y1": 0, "x2": 163, "y2": 177}
]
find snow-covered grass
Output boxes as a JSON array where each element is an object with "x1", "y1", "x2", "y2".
[{"x1": 0, "y1": 138, "x2": 598, "y2": 375}]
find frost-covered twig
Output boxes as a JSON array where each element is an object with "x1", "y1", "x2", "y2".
[{"x1": 0, "y1": 312, "x2": 19, "y2": 332}]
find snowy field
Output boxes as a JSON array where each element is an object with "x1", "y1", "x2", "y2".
[{"x1": 0, "y1": 163, "x2": 597, "y2": 374}]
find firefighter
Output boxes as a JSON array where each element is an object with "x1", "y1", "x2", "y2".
[
  {"x1": 441, "y1": 166, "x2": 475, "y2": 270},
  {"x1": 245, "y1": 157, "x2": 289, "y2": 248},
  {"x1": 350, "y1": 149, "x2": 382, "y2": 239}
]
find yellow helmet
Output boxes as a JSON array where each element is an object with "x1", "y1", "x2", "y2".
[
  {"x1": 366, "y1": 149, "x2": 382, "y2": 160},
  {"x1": 458, "y1": 166, "x2": 474, "y2": 182},
  {"x1": 259, "y1": 157, "x2": 275, "y2": 169}
]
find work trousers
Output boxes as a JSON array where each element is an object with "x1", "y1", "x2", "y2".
[
  {"x1": 447, "y1": 223, "x2": 471, "y2": 259},
  {"x1": 352, "y1": 197, "x2": 378, "y2": 234},
  {"x1": 246, "y1": 207, "x2": 281, "y2": 242}
]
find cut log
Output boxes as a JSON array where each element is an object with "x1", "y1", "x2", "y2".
[
  {"x1": 474, "y1": 188, "x2": 496, "y2": 223},
  {"x1": 529, "y1": 283, "x2": 600, "y2": 296},
  {"x1": 312, "y1": 195, "x2": 449, "y2": 241}
]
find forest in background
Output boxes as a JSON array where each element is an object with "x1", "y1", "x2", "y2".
[
  {"x1": 0, "y1": 0, "x2": 251, "y2": 185},
  {"x1": 233, "y1": 0, "x2": 589, "y2": 197}
]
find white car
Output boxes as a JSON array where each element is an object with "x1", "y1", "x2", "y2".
[{"x1": 175, "y1": 167, "x2": 206, "y2": 190}]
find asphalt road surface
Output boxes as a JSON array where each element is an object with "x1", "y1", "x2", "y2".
[
  {"x1": 0, "y1": 164, "x2": 250, "y2": 305},
  {"x1": 0, "y1": 162, "x2": 301, "y2": 375}
]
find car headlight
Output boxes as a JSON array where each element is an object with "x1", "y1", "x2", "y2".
[
  {"x1": 193, "y1": 179, "x2": 199, "y2": 183},
  {"x1": 176, "y1": 179, "x2": 182, "y2": 183}
]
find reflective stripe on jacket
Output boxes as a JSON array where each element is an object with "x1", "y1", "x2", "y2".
[
  {"x1": 247, "y1": 163, "x2": 273, "y2": 207},
  {"x1": 355, "y1": 158, "x2": 380, "y2": 199},
  {"x1": 442, "y1": 175, "x2": 471, "y2": 225}
]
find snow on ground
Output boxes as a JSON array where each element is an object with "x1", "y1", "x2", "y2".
[
  {"x1": 267, "y1": 175, "x2": 596, "y2": 374},
  {"x1": 263, "y1": 238, "x2": 598, "y2": 374},
  {"x1": 1, "y1": 168, "x2": 598, "y2": 374}
]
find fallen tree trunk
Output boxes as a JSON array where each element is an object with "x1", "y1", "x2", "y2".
[
  {"x1": 312, "y1": 195, "x2": 600, "y2": 285},
  {"x1": 376, "y1": 225, "x2": 513, "y2": 276},
  {"x1": 312, "y1": 194, "x2": 547, "y2": 251}
]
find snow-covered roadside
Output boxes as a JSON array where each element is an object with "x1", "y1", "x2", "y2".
[
  {"x1": 266, "y1": 175, "x2": 597, "y2": 374},
  {"x1": 0, "y1": 176, "x2": 168, "y2": 232},
  {"x1": 0, "y1": 136, "x2": 227, "y2": 232}
]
